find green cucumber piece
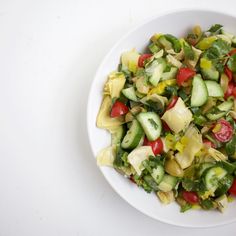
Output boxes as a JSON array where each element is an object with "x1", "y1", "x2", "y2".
[
  {"x1": 198, "y1": 162, "x2": 215, "y2": 177},
  {"x1": 205, "y1": 80, "x2": 224, "y2": 97},
  {"x1": 143, "y1": 175, "x2": 159, "y2": 191},
  {"x1": 136, "y1": 112, "x2": 162, "y2": 141},
  {"x1": 157, "y1": 174, "x2": 178, "y2": 192},
  {"x1": 161, "y1": 67, "x2": 178, "y2": 81},
  {"x1": 218, "y1": 99, "x2": 234, "y2": 111},
  {"x1": 158, "y1": 35, "x2": 172, "y2": 50},
  {"x1": 122, "y1": 87, "x2": 138, "y2": 102},
  {"x1": 215, "y1": 175, "x2": 234, "y2": 196},
  {"x1": 206, "y1": 111, "x2": 226, "y2": 120},
  {"x1": 121, "y1": 119, "x2": 144, "y2": 149},
  {"x1": 146, "y1": 58, "x2": 166, "y2": 86},
  {"x1": 191, "y1": 75, "x2": 208, "y2": 107},
  {"x1": 151, "y1": 165, "x2": 165, "y2": 184},
  {"x1": 203, "y1": 166, "x2": 227, "y2": 192},
  {"x1": 201, "y1": 67, "x2": 219, "y2": 81},
  {"x1": 164, "y1": 34, "x2": 181, "y2": 53},
  {"x1": 111, "y1": 125, "x2": 126, "y2": 145}
]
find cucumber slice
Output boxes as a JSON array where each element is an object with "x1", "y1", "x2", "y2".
[
  {"x1": 111, "y1": 125, "x2": 126, "y2": 145},
  {"x1": 218, "y1": 99, "x2": 234, "y2": 111},
  {"x1": 151, "y1": 165, "x2": 165, "y2": 184},
  {"x1": 146, "y1": 58, "x2": 166, "y2": 86},
  {"x1": 205, "y1": 80, "x2": 224, "y2": 97},
  {"x1": 161, "y1": 67, "x2": 178, "y2": 81},
  {"x1": 203, "y1": 166, "x2": 227, "y2": 192},
  {"x1": 215, "y1": 175, "x2": 234, "y2": 197},
  {"x1": 201, "y1": 67, "x2": 219, "y2": 81},
  {"x1": 157, "y1": 174, "x2": 178, "y2": 192},
  {"x1": 206, "y1": 111, "x2": 226, "y2": 120},
  {"x1": 191, "y1": 75, "x2": 208, "y2": 107},
  {"x1": 121, "y1": 119, "x2": 144, "y2": 149},
  {"x1": 136, "y1": 112, "x2": 162, "y2": 141},
  {"x1": 143, "y1": 175, "x2": 159, "y2": 191},
  {"x1": 122, "y1": 87, "x2": 138, "y2": 102},
  {"x1": 158, "y1": 35, "x2": 172, "y2": 50},
  {"x1": 198, "y1": 162, "x2": 215, "y2": 177},
  {"x1": 164, "y1": 34, "x2": 181, "y2": 53}
]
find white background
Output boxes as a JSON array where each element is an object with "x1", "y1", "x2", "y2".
[{"x1": 1, "y1": 0, "x2": 236, "y2": 235}]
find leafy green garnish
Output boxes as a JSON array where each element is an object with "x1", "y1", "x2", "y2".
[
  {"x1": 227, "y1": 54, "x2": 236, "y2": 72},
  {"x1": 200, "y1": 199, "x2": 215, "y2": 210},
  {"x1": 225, "y1": 135, "x2": 236, "y2": 157},
  {"x1": 207, "y1": 24, "x2": 223, "y2": 34},
  {"x1": 180, "y1": 203, "x2": 192, "y2": 212},
  {"x1": 183, "y1": 42, "x2": 194, "y2": 60}
]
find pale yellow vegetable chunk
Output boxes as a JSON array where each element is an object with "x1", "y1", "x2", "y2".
[
  {"x1": 161, "y1": 97, "x2": 193, "y2": 134},
  {"x1": 127, "y1": 146, "x2": 154, "y2": 175},
  {"x1": 175, "y1": 126, "x2": 203, "y2": 169},
  {"x1": 97, "y1": 146, "x2": 116, "y2": 167},
  {"x1": 96, "y1": 96, "x2": 124, "y2": 131},
  {"x1": 104, "y1": 72, "x2": 126, "y2": 99}
]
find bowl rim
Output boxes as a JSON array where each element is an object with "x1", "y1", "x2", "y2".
[{"x1": 87, "y1": 7, "x2": 236, "y2": 228}]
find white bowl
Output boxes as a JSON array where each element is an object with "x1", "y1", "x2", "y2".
[{"x1": 87, "y1": 9, "x2": 236, "y2": 227}]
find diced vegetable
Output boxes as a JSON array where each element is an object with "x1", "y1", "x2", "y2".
[
  {"x1": 176, "y1": 67, "x2": 196, "y2": 86},
  {"x1": 137, "y1": 112, "x2": 162, "y2": 141},
  {"x1": 110, "y1": 101, "x2": 129, "y2": 118},
  {"x1": 205, "y1": 80, "x2": 224, "y2": 97},
  {"x1": 121, "y1": 119, "x2": 144, "y2": 149},
  {"x1": 162, "y1": 97, "x2": 193, "y2": 133},
  {"x1": 127, "y1": 146, "x2": 154, "y2": 175},
  {"x1": 191, "y1": 75, "x2": 208, "y2": 107}
]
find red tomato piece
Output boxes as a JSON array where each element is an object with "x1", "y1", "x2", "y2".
[
  {"x1": 224, "y1": 82, "x2": 235, "y2": 99},
  {"x1": 229, "y1": 179, "x2": 236, "y2": 196},
  {"x1": 166, "y1": 96, "x2": 178, "y2": 110},
  {"x1": 162, "y1": 121, "x2": 171, "y2": 131},
  {"x1": 232, "y1": 87, "x2": 236, "y2": 98},
  {"x1": 176, "y1": 68, "x2": 196, "y2": 86},
  {"x1": 203, "y1": 139, "x2": 216, "y2": 148},
  {"x1": 213, "y1": 119, "x2": 233, "y2": 143},
  {"x1": 182, "y1": 191, "x2": 199, "y2": 204},
  {"x1": 138, "y1": 54, "x2": 152, "y2": 67},
  {"x1": 143, "y1": 137, "x2": 163, "y2": 155},
  {"x1": 224, "y1": 66, "x2": 233, "y2": 82},
  {"x1": 110, "y1": 101, "x2": 129, "y2": 118},
  {"x1": 229, "y1": 49, "x2": 236, "y2": 56}
]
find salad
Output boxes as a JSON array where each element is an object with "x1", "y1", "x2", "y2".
[{"x1": 96, "y1": 24, "x2": 236, "y2": 212}]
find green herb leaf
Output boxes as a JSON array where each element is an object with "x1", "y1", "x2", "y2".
[
  {"x1": 227, "y1": 54, "x2": 236, "y2": 72},
  {"x1": 200, "y1": 199, "x2": 214, "y2": 210},
  {"x1": 225, "y1": 135, "x2": 236, "y2": 157},
  {"x1": 183, "y1": 43, "x2": 195, "y2": 60},
  {"x1": 207, "y1": 24, "x2": 223, "y2": 34},
  {"x1": 180, "y1": 203, "x2": 192, "y2": 212}
]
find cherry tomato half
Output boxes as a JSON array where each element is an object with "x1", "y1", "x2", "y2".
[
  {"x1": 229, "y1": 49, "x2": 236, "y2": 56},
  {"x1": 182, "y1": 191, "x2": 199, "y2": 204},
  {"x1": 232, "y1": 87, "x2": 236, "y2": 98},
  {"x1": 229, "y1": 179, "x2": 236, "y2": 196},
  {"x1": 162, "y1": 121, "x2": 171, "y2": 131},
  {"x1": 143, "y1": 137, "x2": 163, "y2": 155},
  {"x1": 224, "y1": 66, "x2": 233, "y2": 82},
  {"x1": 138, "y1": 54, "x2": 152, "y2": 67},
  {"x1": 203, "y1": 139, "x2": 216, "y2": 148},
  {"x1": 110, "y1": 101, "x2": 129, "y2": 118},
  {"x1": 166, "y1": 96, "x2": 178, "y2": 110},
  {"x1": 224, "y1": 82, "x2": 235, "y2": 99},
  {"x1": 176, "y1": 68, "x2": 196, "y2": 86},
  {"x1": 212, "y1": 119, "x2": 233, "y2": 143}
]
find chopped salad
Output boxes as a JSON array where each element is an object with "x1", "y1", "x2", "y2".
[{"x1": 96, "y1": 24, "x2": 236, "y2": 212}]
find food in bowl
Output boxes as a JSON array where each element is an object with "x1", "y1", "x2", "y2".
[{"x1": 96, "y1": 24, "x2": 236, "y2": 213}]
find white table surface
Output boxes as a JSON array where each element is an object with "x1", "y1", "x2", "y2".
[{"x1": 1, "y1": 0, "x2": 236, "y2": 235}]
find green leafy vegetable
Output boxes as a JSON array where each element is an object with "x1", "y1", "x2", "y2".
[
  {"x1": 207, "y1": 24, "x2": 223, "y2": 34},
  {"x1": 227, "y1": 54, "x2": 236, "y2": 72},
  {"x1": 225, "y1": 135, "x2": 236, "y2": 157},
  {"x1": 183, "y1": 42, "x2": 195, "y2": 60},
  {"x1": 180, "y1": 203, "x2": 192, "y2": 212}
]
